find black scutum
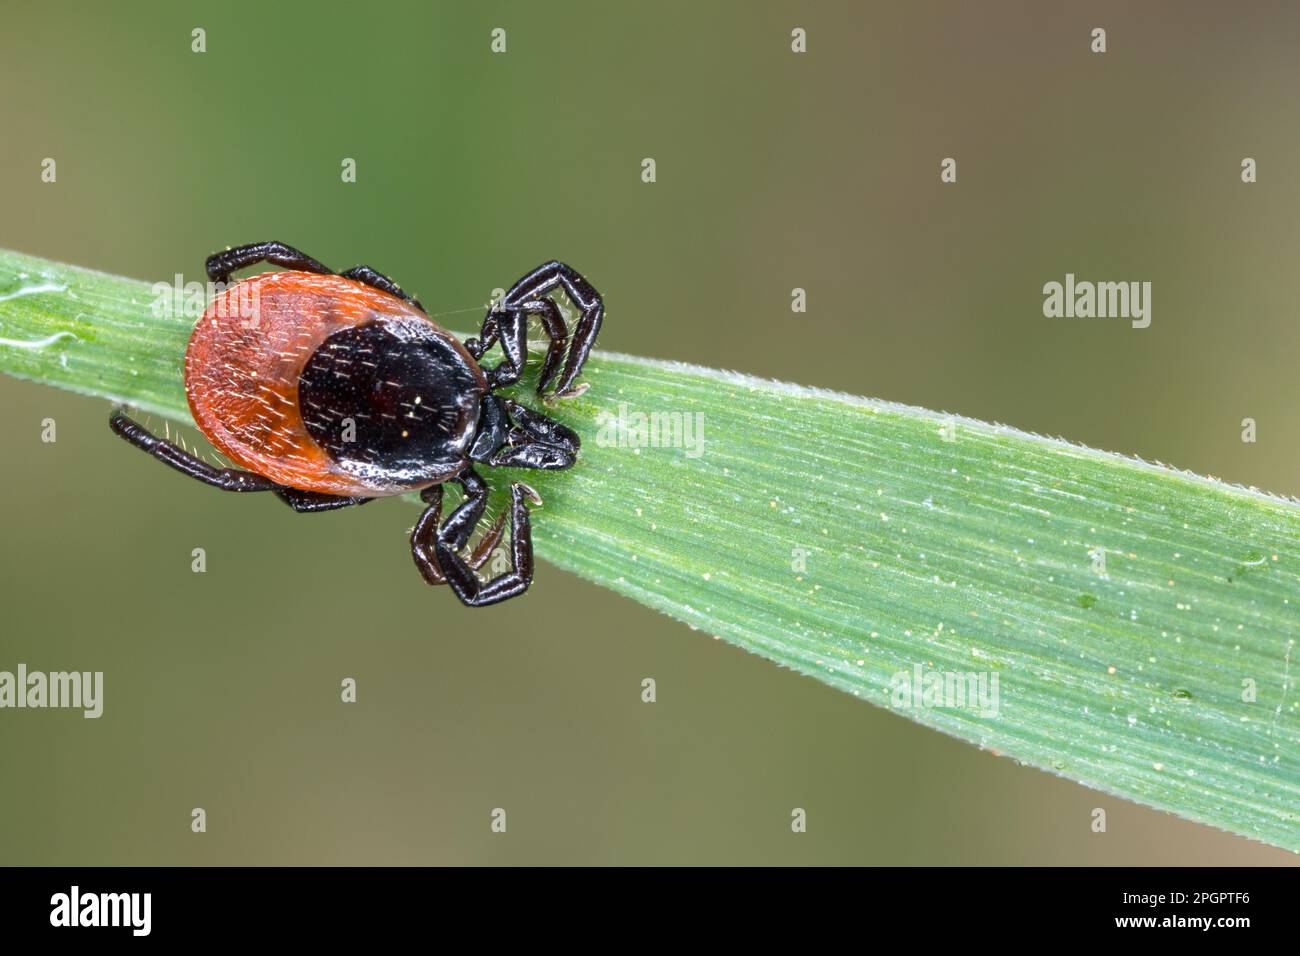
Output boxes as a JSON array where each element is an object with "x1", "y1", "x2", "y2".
[{"x1": 298, "y1": 322, "x2": 480, "y2": 485}]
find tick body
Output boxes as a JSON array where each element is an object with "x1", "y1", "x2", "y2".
[
  {"x1": 186, "y1": 272, "x2": 484, "y2": 497},
  {"x1": 111, "y1": 241, "x2": 604, "y2": 607}
]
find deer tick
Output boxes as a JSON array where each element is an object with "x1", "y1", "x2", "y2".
[{"x1": 110, "y1": 241, "x2": 603, "y2": 607}]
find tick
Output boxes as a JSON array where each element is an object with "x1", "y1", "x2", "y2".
[{"x1": 110, "y1": 241, "x2": 603, "y2": 607}]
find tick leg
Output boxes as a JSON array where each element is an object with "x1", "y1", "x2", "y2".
[
  {"x1": 205, "y1": 241, "x2": 333, "y2": 286},
  {"x1": 463, "y1": 316, "x2": 495, "y2": 361},
  {"x1": 486, "y1": 399, "x2": 579, "y2": 470},
  {"x1": 410, "y1": 483, "x2": 507, "y2": 586},
  {"x1": 111, "y1": 410, "x2": 371, "y2": 509},
  {"x1": 488, "y1": 443, "x2": 575, "y2": 470},
  {"x1": 521, "y1": 298, "x2": 568, "y2": 393},
  {"x1": 475, "y1": 298, "x2": 569, "y2": 393},
  {"x1": 439, "y1": 468, "x2": 493, "y2": 550},
  {"x1": 500, "y1": 399, "x2": 579, "y2": 452},
  {"x1": 110, "y1": 409, "x2": 279, "y2": 492},
  {"x1": 339, "y1": 265, "x2": 424, "y2": 313},
  {"x1": 501, "y1": 261, "x2": 603, "y2": 398},
  {"x1": 434, "y1": 482, "x2": 539, "y2": 607},
  {"x1": 273, "y1": 487, "x2": 373, "y2": 513},
  {"x1": 481, "y1": 310, "x2": 528, "y2": 391}
]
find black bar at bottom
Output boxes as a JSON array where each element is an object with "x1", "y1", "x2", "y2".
[{"x1": 0, "y1": 866, "x2": 1288, "y2": 940}]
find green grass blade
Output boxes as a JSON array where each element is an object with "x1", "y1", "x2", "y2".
[{"x1": 2, "y1": 247, "x2": 1297, "y2": 849}]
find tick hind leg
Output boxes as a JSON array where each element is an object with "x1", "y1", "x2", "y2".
[
  {"x1": 111, "y1": 410, "x2": 372, "y2": 512},
  {"x1": 207, "y1": 245, "x2": 425, "y2": 314},
  {"x1": 206, "y1": 241, "x2": 334, "y2": 286},
  {"x1": 111, "y1": 409, "x2": 280, "y2": 492}
]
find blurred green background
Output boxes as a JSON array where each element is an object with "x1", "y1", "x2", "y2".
[{"x1": 2, "y1": 0, "x2": 1297, "y2": 864}]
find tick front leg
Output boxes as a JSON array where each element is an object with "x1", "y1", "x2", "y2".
[
  {"x1": 409, "y1": 483, "x2": 506, "y2": 587},
  {"x1": 486, "y1": 399, "x2": 580, "y2": 470},
  {"x1": 481, "y1": 309, "x2": 528, "y2": 391},
  {"x1": 502, "y1": 261, "x2": 603, "y2": 398},
  {"x1": 434, "y1": 482, "x2": 539, "y2": 607},
  {"x1": 110, "y1": 410, "x2": 280, "y2": 492},
  {"x1": 475, "y1": 298, "x2": 569, "y2": 393},
  {"x1": 527, "y1": 298, "x2": 568, "y2": 393},
  {"x1": 463, "y1": 311, "x2": 499, "y2": 362},
  {"x1": 205, "y1": 241, "x2": 333, "y2": 286}
]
